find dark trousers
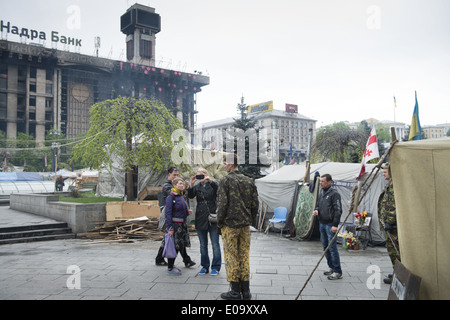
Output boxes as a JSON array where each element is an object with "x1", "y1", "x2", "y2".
[{"x1": 167, "y1": 246, "x2": 190, "y2": 269}]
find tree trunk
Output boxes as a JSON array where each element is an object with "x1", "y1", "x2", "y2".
[{"x1": 126, "y1": 121, "x2": 134, "y2": 201}]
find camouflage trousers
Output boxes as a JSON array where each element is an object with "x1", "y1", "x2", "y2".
[
  {"x1": 385, "y1": 228, "x2": 400, "y2": 266},
  {"x1": 221, "y1": 226, "x2": 251, "y2": 282}
]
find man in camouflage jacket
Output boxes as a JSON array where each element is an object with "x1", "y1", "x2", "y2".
[
  {"x1": 378, "y1": 163, "x2": 400, "y2": 284},
  {"x1": 217, "y1": 155, "x2": 259, "y2": 300}
]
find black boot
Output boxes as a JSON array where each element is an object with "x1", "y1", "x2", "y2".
[
  {"x1": 240, "y1": 280, "x2": 251, "y2": 300},
  {"x1": 383, "y1": 274, "x2": 393, "y2": 284},
  {"x1": 221, "y1": 282, "x2": 242, "y2": 300}
]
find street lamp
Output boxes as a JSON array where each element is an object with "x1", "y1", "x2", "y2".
[{"x1": 52, "y1": 142, "x2": 60, "y2": 193}]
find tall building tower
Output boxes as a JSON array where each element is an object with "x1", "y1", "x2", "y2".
[{"x1": 120, "y1": 4, "x2": 161, "y2": 66}]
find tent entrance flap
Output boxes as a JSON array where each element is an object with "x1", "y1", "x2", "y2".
[{"x1": 293, "y1": 177, "x2": 320, "y2": 240}]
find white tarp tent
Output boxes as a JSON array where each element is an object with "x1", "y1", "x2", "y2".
[
  {"x1": 96, "y1": 152, "x2": 166, "y2": 199},
  {"x1": 96, "y1": 146, "x2": 229, "y2": 199},
  {"x1": 255, "y1": 162, "x2": 388, "y2": 243}
]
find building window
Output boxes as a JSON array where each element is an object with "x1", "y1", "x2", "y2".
[
  {"x1": 17, "y1": 80, "x2": 26, "y2": 92},
  {"x1": 45, "y1": 98, "x2": 53, "y2": 109},
  {"x1": 18, "y1": 66, "x2": 27, "y2": 78},
  {"x1": 46, "y1": 83, "x2": 53, "y2": 95},
  {"x1": 29, "y1": 96, "x2": 36, "y2": 107},
  {"x1": 0, "y1": 65, "x2": 7, "y2": 90},
  {"x1": 140, "y1": 39, "x2": 152, "y2": 59},
  {"x1": 17, "y1": 94, "x2": 26, "y2": 108},
  {"x1": 30, "y1": 67, "x2": 37, "y2": 79},
  {"x1": 46, "y1": 69, "x2": 53, "y2": 81},
  {"x1": 0, "y1": 93, "x2": 6, "y2": 119},
  {"x1": 127, "y1": 40, "x2": 134, "y2": 60},
  {"x1": 0, "y1": 76, "x2": 6, "y2": 90},
  {"x1": 30, "y1": 82, "x2": 37, "y2": 92}
]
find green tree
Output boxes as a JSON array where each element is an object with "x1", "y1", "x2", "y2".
[
  {"x1": 226, "y1": 97, "x2": 269, "y2": 179},
  {"x1": 312, "y1": 122, "x2": 367, "y2": 163},
  {"x1": 71, "y1": 97, "x2": 182, "y2": 200},
  {"x1": 1, "y1": 132, "x2": 43, "y2": 171}
]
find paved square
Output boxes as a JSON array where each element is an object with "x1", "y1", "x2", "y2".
[{"x1": 0, "y1": 230, "x2": 393, "y2": 300}]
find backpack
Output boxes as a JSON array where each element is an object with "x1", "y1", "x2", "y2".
[{"x1": 158, "y1": 196, "x2": 176, "y2": 231}]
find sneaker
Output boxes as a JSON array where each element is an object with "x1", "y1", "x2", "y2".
[
  {"x1": 198, "y1": 268, "x2": 209, "y2": 275},
  {"x1": 210, "y1": 269, "x2": 219, "y2": 276},
  {"x1": 327, "y1": 272, "x2": 343, "y2": 280},
  {"x1": 167, "y1": 267, "x2": 182, "y2": 275},
  {"x1": 323, "y1": 268, "x2": 333, "y2": 276}
]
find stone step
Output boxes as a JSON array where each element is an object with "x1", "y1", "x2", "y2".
[
  {"x1": 0, "y1": 233, "x2": 76, "y2": 245},
  {"x1": 0, "y1": 222, "x2": 76, "y2": 245},
  {"x1": 0, "y1": 222, "x2": 69, "y2": 234}
]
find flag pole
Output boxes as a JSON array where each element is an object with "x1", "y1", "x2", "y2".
[{"x1": 393, "y1": 95, "x2": 397, "y2": 122}]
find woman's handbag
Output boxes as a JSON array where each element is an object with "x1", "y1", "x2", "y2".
[
  {"x1": 208, "y1": 213, "x2": 218, "y2": 223},
  {"x1": 162, "y1": 233, "x2": 177, "y2": 259}
]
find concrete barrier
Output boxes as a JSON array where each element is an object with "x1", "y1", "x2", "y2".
[{"x1": 9, "y1": 194, "x2": 106, "y2": 234}]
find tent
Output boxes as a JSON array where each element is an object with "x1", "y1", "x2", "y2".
[
  {"x1": 390, "y1": 138, "x2": 450, "y2": 299},
  {"x1": 96, "y1": 153, "x2": 166, "y2": 199},
  {"x1": 255, "y1": 162, "x2": 388, "y2": 243},
  {"x1": 96, "y1": 146, "x2": 229, "y2": 199}
]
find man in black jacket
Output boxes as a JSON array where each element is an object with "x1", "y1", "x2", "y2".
[{"x1": 313, "y1": 174, "x2": 343, "y2": 280}]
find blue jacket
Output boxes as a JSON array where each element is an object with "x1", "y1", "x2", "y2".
[{"x1": 165, "y1": 192, "x2": 189, "y2": 230}]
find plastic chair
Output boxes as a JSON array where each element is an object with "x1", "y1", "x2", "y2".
[{"x1": 268, "y1": 207, "x2": 288, "y2": 237}]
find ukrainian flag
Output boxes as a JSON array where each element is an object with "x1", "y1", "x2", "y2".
[{"x1": 408, "y1": 91, "x2": 422, "y2": 141}]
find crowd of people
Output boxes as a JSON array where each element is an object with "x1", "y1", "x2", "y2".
[
  {"x1": 156, "y1": 154, "x2": 258, "y2": 300},
  {"x1": 155, "y1": 156, "x2": 397, "y2": 300}
]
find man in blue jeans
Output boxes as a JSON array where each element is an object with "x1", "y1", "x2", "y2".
[{"x1": 313, "y1": 174, "x2": 343, "y2": 280}]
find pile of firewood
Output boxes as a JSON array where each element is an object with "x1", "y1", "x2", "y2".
[{"x1": 78, "y1": 217, "x2": 164, "y2": 243}]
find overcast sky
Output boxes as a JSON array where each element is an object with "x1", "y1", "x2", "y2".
[{"x1": 2, "y1": 0, "x2": 449, "y2": 127}]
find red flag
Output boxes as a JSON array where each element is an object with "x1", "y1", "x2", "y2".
[{"x1": 357, "y1": 126, "x2": 379, "y2": 179}]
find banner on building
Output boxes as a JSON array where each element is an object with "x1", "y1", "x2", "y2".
[
  {"x1": 285, "y1": 104, "x2": 298, "y2": 113},
  {"x1": 247, "y1": 101, "x2": 273, "y2": 114}
]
